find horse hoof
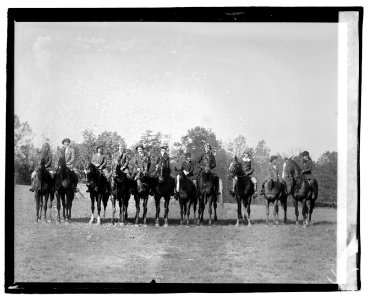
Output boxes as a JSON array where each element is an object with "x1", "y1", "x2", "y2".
[
  {"x1": 247, "y1": 223, "x2": 252, "y2": 227},
  {"x1": 164, "y1": 223, "x2": 168, "y2": 228},
  {"x1": 155, "y1": 223, "x2": 160, "y2": 228},
  {"x1": 208, "y1": 221, "x2": 212, "y2": 226}
]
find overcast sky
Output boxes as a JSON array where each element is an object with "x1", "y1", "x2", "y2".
[{"x1": 14, "y1": 22, "x2": 338, "y2": 158}]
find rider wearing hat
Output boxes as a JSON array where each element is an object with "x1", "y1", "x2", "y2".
[
  {"x1": 62, "y1": 138, "x2": 79, "y2": 193},
  {"x1": 260, "y1": 155, "x2": 280, "y2": 195},
  {"x1": 91, "y1": 145, "x2": 107, "y2": 172},
  {"x1": 196, "y1": 143, "x2": 220, "y2": 194},
  {"x1": 131, "y1": 144, "x2": 151, "y2": 181},
  {"x1": 112, "y1": 142, "x2": 130, "y2": 176},
  {"x1": 175, "y1": 152, "x2": 196, "y2": 199},
  {"x1": 153, "y1": 145, "x2": 171, "y2": 178},
  {"x1": 29, "y1": 142, "x2": 53, "y2": 192},
  {"x1": 301, "y1": 151, "x2": 315, "y2": 181},
  {"x1": 230, "y1": 151, "x2": 258, "y2": 198}
]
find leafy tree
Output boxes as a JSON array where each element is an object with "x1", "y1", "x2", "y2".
[
  {"x1": 314, "y1": 151, "x2": 337, "y2": 203},
  {"x1": 227, "y1": 135, "x2": 247, "y2": 159}
]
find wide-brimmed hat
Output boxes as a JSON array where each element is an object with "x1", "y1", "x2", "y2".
[
  {"x1": 135, "y1": 144, "x2": 144, "y2": 150},
  {"x1": 160, "y1": 145, "x2": 168, "y2": 150},
  {"x1": 302, "y1": 151, "x2": 310, "y2": 156},
  {"x1": 270, "y1": 155, "x2": 278, "y2": 162},
  {"x1": 62, "y1": 138, "x2": 71, "y2": 144}
]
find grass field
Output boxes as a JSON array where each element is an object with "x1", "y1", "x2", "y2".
[{"x1": 14, "y1": 184, "x2": 337, "y2": 283}]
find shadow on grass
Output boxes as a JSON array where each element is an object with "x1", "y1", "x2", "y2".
[{"x1": 54, "y1": 216, "x2": 336, "y2": 227}]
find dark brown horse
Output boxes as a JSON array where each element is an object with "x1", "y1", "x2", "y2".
[
  {"x1": 175, "y1": 168, "x2": 197, "y2": 225},
  {"x1": 282, "y1": 157, "x2": 319, "y2": 227},
  {"x1": 152, "y1": 165, "x2": 174, "y2": 227},
  {"x1": 110, "y1": 165, "x2": 134, "y2": 225},
  {"x1": 85, "y1": 163, "x2": 110, "y2": 225},
  {"x1": 263, "y1": 179, "x2": 287, "y2": 225},
  {"x1": 133, "y1": 160, "x2": 154, "y2": 226},
  {"x1": 228, "y1": 158, "x2": 254, "y2": 227},
  {"x1": 54, "y1": 156, "x2": 74, "y2": 224},
  {"x1": 197, "y1": 162, "x2": 217, "y2": 225},
  {"x1": 33, "y1": 160, "x2": 55, "y2": 223}
]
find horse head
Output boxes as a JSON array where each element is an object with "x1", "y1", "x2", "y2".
[
  {"x1": 282, "y1": 158, "x2": 301, "y2": 194},
  {"x1": 228, "y1": 159, "x2": 241, "y2": 179},
  {"x1": 85, "y1": 163, "x2": 98, "y2": 191}
]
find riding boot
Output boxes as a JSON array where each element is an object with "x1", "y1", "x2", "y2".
[{"x1": 253, "y1": 183, "x2": 258, "y2": 198}]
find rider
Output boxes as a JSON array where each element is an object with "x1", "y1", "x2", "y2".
[
  {"x1": 91, "y1": 145, "x2": 110, "y2": 193},
  {"x1": 196, "y1": 143, "x2": 219, "y2": 194},
  {"x1": 260, "y1": 155, "x2": 280, "y2": 195},
  {"x1": 230, "y1": 151, "x2": 258, "y2": 198},
  {"x1": 175, "y1": 152, "x2": 196, "y2": 199},
  {"x1": 62, "y1": 138, "x2": 79, "y2": 193},
  {"x1": 153, "y1": 145, "x2": 171, "y2": 178},
  {"x1": 112, "y1": 142, "x2": 130, "y2": 176},
  {"x1": 29, "y1": 142, "x2": 53, "y2": 192},
  {"x1": 131, "y1": 144, "x2": 151, "y2": 181},
  {"x1": 301, "y1": 151, "x2": 315, "y2": 182}
]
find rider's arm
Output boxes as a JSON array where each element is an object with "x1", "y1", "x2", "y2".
[
  {"x1": 302, "y1": 161, "x2": 312, "y2": 173},
  {"x1": 68, "y1": 148, "x2": 75, "y2": 165},
  {"x1": 99, "y1": 155, "x2": 107, "y2": 169},
  {"x1": 246, "y1": 160, "x2": 254, "y2": 175}
]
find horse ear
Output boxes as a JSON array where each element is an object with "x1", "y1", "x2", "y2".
[{"x1": 234, "y1": 156, "x2": 238, "y2": 162}]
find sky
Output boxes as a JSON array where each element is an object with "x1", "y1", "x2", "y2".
[{"x1": 14, "y1": 22, "x2": 338, "y2": 158}]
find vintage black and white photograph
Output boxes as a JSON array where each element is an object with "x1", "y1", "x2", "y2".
[{"x1": 6, "y1": 6, "x2": 362, "y2": 291}]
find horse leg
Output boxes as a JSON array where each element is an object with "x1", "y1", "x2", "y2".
[
  {"x1": 293, "y1": 197, "x2": 299, "y2": 226},
  {"x1": 42, "y1": 194, "x2": 48, "y2": 223},
  {"x1": 308, "y1": 199, "x2": 315, "y2": 225},
  {"x1": 164, "y1": 196, "x2": 170, "y2": 227},
  {"x1": 97, "y1": 194, "x2": 102, "y2": 225},
  {"x1": 111, "y1": 195, "x2": 116, "y2": 225},
  {"x1": 208, "y1": 195, "x2": 212, "y2": 226},
  {"x1": 48, "y1": 192, "x2": 54, "y2": 222},
  {"x1": 155, "y1": 196, "x2": 160, "y2": 227},
  {"x1": 89, "y1": 195, "x2": 95, "y2": 224},
  {"x1": 265, "y1": 199, "x2": 270, "y2": 226},
  {"x1": 235, "y1": 196, "x2": 242, "y2": 227},
  {"x1": 61, "y1": 194, "x2": 66, "y2": 221},
  {"x1": 302, "y1": 198, "x2": 308, "y2": 228},
  {"x1": 56, "y1": 193, "x2": 61, "y2": 223},
  {"x1": 213, "y1": 199, "x2": 217, "y2": 223},
  {"x1": 244, "y1": 198, "x2": 252, "y2": 227},
  {"x1": 197, "y1": 195, "x2": 202, "y2": 226},
  {"x1": 135, "y1": 195, "x2": 140, "y2": 225},
  {"x1": 179, "y1": 198, "x2": 184, "y2": 225},
  {"x1": 282, "y1": 198, "x2": 288, "y2": 224},
  {"x1": 34, "y1": 193, "x2": 39, "y2": 223},
  {"x1": 274, "y1": 199, "x2": 279, "y2": 225},
  {"x1": 142, "y1": 197, "x2": 148, "y2": 226}
]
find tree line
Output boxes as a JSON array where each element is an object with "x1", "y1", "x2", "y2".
[{"x1": 14, "y1": 115, "x2": 337, "y2": 204}]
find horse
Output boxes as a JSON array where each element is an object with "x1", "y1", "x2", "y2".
[
  {"x1": 54, "y1": 155, "x2": 74, "y2": 224},
  {"x1": 85, "y1": 163, "x2": 110, "y2": 225},
  {"x1": 33, "y1": 160, "x2": 55, "y2": 223},
  {"x1": 263, "y1": 179, "x2": 287, "y2": 225},
  {"x1": 110, "y1": 164, "x2": 134, "y2": 225},
  {"x1": 152, "y1": 165, "x2": 175, "y2": 227},
  {"x1": 132, "y1": 162, "x2": 154, "y2": 226},
  {"x1": 197, "y1": 162, "x2": 217, "y2": 225},
  {"x1": 228, "y1": 158, "x2": 254, "y2": 227},
  {"x1": 282, "y1": 157, "x2": 319, "y2": 227},
  {"x1": 175, "y1": 167, "x2": 197, "y2": 225}
]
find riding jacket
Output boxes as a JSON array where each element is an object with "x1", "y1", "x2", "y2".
[
  {"x1": 132, "y1": 153, "x2": 151, "y2": 174},
  {"x1": 181, "y1": 160, "x2": 195, "y2": 178},
  {"x1": 197, "y1": 152, "x2": 216, "y2": 170},
  {"x1": 40, "y1": 151, "x2": 52, "y2": 169},
  {"x1": 112, "y1": 151, "x2": 130, "y2": 171},
  {"x1": 301, "y1": 159, "x2": 313, "y2": 174},
  {"x1": 64, "y1": 146, "x2": 75, "y2": 169},
  {"x1": 91, "y1": 153, "x2": 107, "y2": 170},
  {"x1": 155, "y1": 152, "x2": 171, "y2": 176}
]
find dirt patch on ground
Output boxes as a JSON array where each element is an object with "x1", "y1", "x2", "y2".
[{"x1": 14, "y1": 184, "x2": 336, "y2": 283}]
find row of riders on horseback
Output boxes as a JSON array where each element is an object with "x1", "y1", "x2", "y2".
[{"x1": 30, "y1": 137, "x2": 318, "y2": 227}]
